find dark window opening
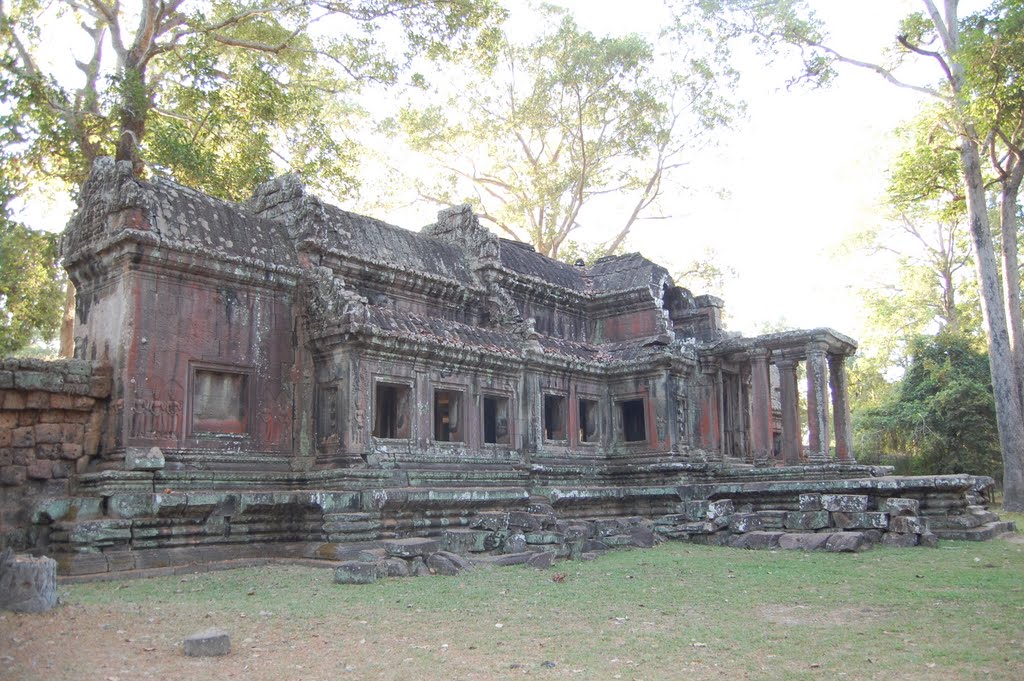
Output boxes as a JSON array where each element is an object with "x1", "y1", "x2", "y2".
[
  {"x1": 192, "y1": 369, "x2": 248, "y2": 435},
  {"x1": 578, "y1": 399, "x2": 599, "y2": 443},
  {"x1": 483, "y1": 395, "x2": 510, "y2": 445},
  {"x1": 621, "y1": 399, "x2": 647, "y2": 442},
  {"x1": 374, "y1": 384, "x2": 411, "y2": 439},
  {"x1": 434, "y1": 390, "x2": 463, "y2": 442},
  {"x1": 544, "y1": 394, "x2": 567, "y2": 441}
]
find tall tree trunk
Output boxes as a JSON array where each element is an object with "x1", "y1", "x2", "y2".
[
  {"x1": 962, "y1": 139, "x2": 1024, "y2": 511},
  {"x1": 999, "y1": 159, "x2": 1024, "y2": 410},
  {"x1": 114, "y1": 65, "x2": 148, "y2": 177}
]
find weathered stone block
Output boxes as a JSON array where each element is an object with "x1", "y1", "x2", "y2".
[
  {"x1": 1, "y1": 465, "x2": 27, "y2": 486},
  {"x1": 183, "y1": 629, "x2": 231, "y2": 657},
  {"x1": 0, "y1": 550, "x2": 57, "y2": 613},
  {"x1": 383, "y1": 537, "x2": 439, "y2": 558},
  {"x1": 427, "y1": 551, "x2": 474, "y2": 576},
  {"x1": 26, "y1": 460, "x2": 53, "y2": 480},
  {"x1": 506, "y1": 511, "x2": 543, "y2": 532},
  {"x1": 729, "y1": 513, "x2": 763, "y2": 533},
  {"x1": 825, "y1": 532, "x2": 871, "y2": 553},
  {"x1": 707, "y1": 499, "x2": 734, "y2": 520},
  {"x1": 60, "y1": 443, "x2": 83, "y2": 460},
  {"x1": 333, "y1": 561, "x2": 381, "y2": 584},
  {"x1": 679, "y1": 500, "x2": 710, "y2": 521},
  {"x1": 885, "y1": 498, "x2": 920, "y2": 516},
  {"x1": 2, "y1": 392, "x2": 26, "y2": 410},
  {"x1": 504, "y1": 532, "x2": 527, "y2": 553},
  {"x1": 125, "y1": 446, "x2": 165, "y2": 471},
  {"x1": 799, "y1": 493, "x2": 823, "y2": 511},
  {"x1": 784, "y1": 511, "x2": 830, "y2": 530},
  {"x1": 627, "y1": 525, "x2": 658, "y2": 548},
  {"x1": 919, "y1": 531, "x2": 939, "y2": 548},
  {"x1": 108, "y1": 494, "x2": 156, "y2": 519},
  {"x1": 778, "y1": 533, "x2": 831, "y2": 551},
  {"x1": 882, "y1": 532, "x2": 918, "y2": 548},
  {"x1": 381, "y1": 558, "x2": 411, "y2": 577},
  {"x1": 441, "y1": 529, "x2": 493, "y2": 553},
  {"x1": 25, "y1": 390, "x2": 51, "y2": 409},
  {"x1": 11, "y1": 427, "x2": 33, "y2": 448},
  {"x1": 729, "y1": 531, "x2": 783, "y2": 550},
  {"x1": 890, "y1": 516, "x2": 927, "y2": 534},
  {"x1": 524, "y1": 531, "x2": 564, "y2": 545},
  {"x1": 470, "y1": 512, "x2": 507, "y2": 531},
  {"x1": 0, "y1": 430, "x2": 10, "y2": 448},
  {"x1": 527, "y1": 551, "x2": 556, "y2": 569},
  {"x1": 821, "y1": 494, "x2": 869, "y2": 512},
  {"x1": 33, "y1": 423, "x2": 64, "y2": 445}
]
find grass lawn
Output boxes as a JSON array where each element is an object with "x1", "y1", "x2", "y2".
[{"x1": 2, "y1": 518, "x2": 1022, "y2": 680}]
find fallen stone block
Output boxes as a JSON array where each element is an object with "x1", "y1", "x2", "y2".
[
  {"x1": 825, "y1": 532, "x2": 871, "y2": 553},
  {"x1": 183, "y1": 629, "x2": 230, "y2": 657},
  {"x1": 918, "y1": 531, "x2": 939, "y2": 548},
  {"x1": 729, "y1": 531, "x2": 783, "y2": 550},
  {"x1": 527, "y1": 551, "x2": 556, "y2": 570},
  {"x1": 410, "y1": 557, "x2": 432, "y2": 577},
  {"x1": 441, "y1": 529, "x2": 494, "y2": 553},
  {"x1": 427, "y1": 551, "x2": 474, "y2": 576},
  {"x1": 383, "y1": 537, "x2": 439, "y2": 558},
  {"x1": 885, "y1": 498, "x2": 920, "y2": 516},
  {"x1": 504, "y1": 532, "x2": 527, "y2": 553},
  {"x1": 0, "y1": 550, "x2": 57, "y2": 613},
  {"x1": 125, "y1": 446, "x2": 165, "y2": 471},
  {"x1": 381, "y1": 558, "x2": 411, "y2": 577},
  {"x1": 778, "y1": 533, "x2": 831, "y2": 552},
  {"x1": 821, "y1": 494, "x2": 869, "y2": 513},
  {"x1": 506, "y1": 511, "x2": 543, "y2": 532},
  {"x1": 832, "y1": 512, "x2": 887, "y2": 530},
  {"x1": 471, "y1": 552, "x2": 534, "y2": 567},
  {"x1": 784, "y1": 511, "x2": 830, "y2": 531},
  {"x1": 889, "y1": 516, "x2": 927, "y2": 534},
  {"x1": 333, "y1": 561, "x2": 381, "y2": 585},
  {"x1": 882, "y1": 532, "x2": 918, "y2": 548}
]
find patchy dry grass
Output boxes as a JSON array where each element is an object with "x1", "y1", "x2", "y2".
[{"x1": 2, "y1": 525, "x2": 1023, "y2": 680}]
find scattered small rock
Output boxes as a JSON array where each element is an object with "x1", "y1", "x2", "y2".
[{"x1": 183, "y1": 628, "x2": 230, "y2": 657}]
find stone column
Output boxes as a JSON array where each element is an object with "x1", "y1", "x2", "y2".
[
  {"x1": 698, "y1": 359, "x2": 721, "y2": 460},
  {"x1": 775, "y1": 355, "x2": 802, "y2": 466},
  {"x1": 829, "y1": 353, "x2": 854, "y2": 462},
  {"x1": 748, "y1": 349, "x2": 773, "y2": 465},
  {"x1": 805, "y1": 342, "x2": 831, "y2": 462}
]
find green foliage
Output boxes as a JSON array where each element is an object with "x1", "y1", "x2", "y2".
[
  {"x1": 857, "y1": 333, "x2": 1002, "y2": 480},
  {"x1": 0, "y1": 210, "x2": 64, "y2": 357},
  {"x1": 394, "y1": 11, "x2": 738, "y2": 259}
]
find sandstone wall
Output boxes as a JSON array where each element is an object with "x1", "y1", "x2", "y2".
[{"x1": 0, "y1": 359, "x2": 110, "y2": 548}]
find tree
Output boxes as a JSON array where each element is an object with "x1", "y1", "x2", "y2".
[
  {"x1": 858, "y1": 333, "x2": 1002, "y2": 481},
  {"x1": 692, "y1": 0, "x2": 1024, "y2": 510},
  {"x1": 1, "y1": 0, "x2": 503, "y2": 355},
  {"x1": 0, "y1": 194, "x2": 64, "y2": 356},
  {"x1": 393, "y1": 11, "x2": 738, "y2": 259}
]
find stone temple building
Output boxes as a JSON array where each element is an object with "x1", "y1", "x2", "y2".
[
  {"x1": 0, "y1": 158, "x2": 1007, "y2": 576},
  {"x1": 63, "y1": 159, "x2": 856, "y2": 475}
]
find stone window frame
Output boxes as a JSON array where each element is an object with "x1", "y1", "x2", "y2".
[
  {"x1": 481, "y1": 390, "x2": 514, "y2": 448},
  {"x1": 613, "y1": 394, "x2": 649, "y2": 445},
  {"x1": 187, "y1": 362, "x2": 254, "y2": 439},
  {"x1": 431, "y1": 382, "x2": 468, "y2": 446},
  {"x1": 575, "y1": 394, "x2": 602, "y2": 447},
  {"x1": 542, "y1": 392, "x2": 569, "y2": 443},
  {"x1": 372, "y1": 377, "x2": 414, "y2": 441}
]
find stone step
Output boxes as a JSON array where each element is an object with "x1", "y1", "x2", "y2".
[{"x1": 932, "y1": 521, "x2": 1017, "y2": 541}]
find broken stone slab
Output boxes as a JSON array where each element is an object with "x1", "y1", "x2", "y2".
[
  {"x1": 183, "y1": 628, "x2": 230, "y2": 657},
  {"x1": 778, "y1": 533, "x2": 831, "y2": 552},
  {"x1": 729, "y1": 513, "x2": 763, "y2": 534},
  {"x1": 504, "y1": 532, "x2": 527, "y2": 553},
  {"x1": 124, "y1": 446, "x2": 165, "y2": 471},
  {"x1": 728, "y1": 531, "x2": 783, "y2": 550},
  {"x1": 889, "y1": 516, "x2": 928, "y2": 534},
  {"x1": 627, "y1": 525, "x2": 658, "y2": 548},
  {"x1": 410, "y1": 557, "x2": 432, "y2": 577},
  {"x1": 820, "y1": 494, "x2": 869, "y2": 513},
  {"x1": 885, "y1": 498, "x2": 920, "y2": 516},
  {"x1": 825, "y1": 532, "x2": 872, "y2": 553},
  {"x1": 471, "y1": 552, "x2": 534, "y2": 567},
  {"x1": 784, "y1": 511, "x2": 830, "y2": 531},
  {"x1": 427, "y1": 551, "x2": 474, "y2": 576},
  {"x1": 0, "y1": 549, "x2": 57, "y2": 613},
  {"x1": 506, "y1": 511, "x2": 544, "y2": 532},
  {"x1": 383, "y1": 537, "x2": 439, "y2": 558},
  {"x1": 441, "y1": 529, "x2": 495, "y2": 553},
  {"x1": 333, "y1": 561, "x2": 381, "y2": 585}
]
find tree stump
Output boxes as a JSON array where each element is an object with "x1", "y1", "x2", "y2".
[{"x1": 0, "y1": 548, "x2": 58, "y2": 613}]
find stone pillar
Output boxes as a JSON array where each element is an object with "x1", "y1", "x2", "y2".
[
  {"x1": 748, "y1": 349, "x2": 773, "y2": 465},
  {"x1": 775, "y1": 355, "x2": 802, "y2": 466},
  {"x1": 805, "y1": 342, "x2": 831, "y2": 462},
  {"x1": 698, "y1": 359, "x2": 721, "y2": 460},
  {"x1": 829, "y1": 353, "x2": 854, "y2": 462}
]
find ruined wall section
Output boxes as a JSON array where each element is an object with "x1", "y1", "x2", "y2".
[{"x1": 0, "y1": 359, "x2": 110, "y2": 549}]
